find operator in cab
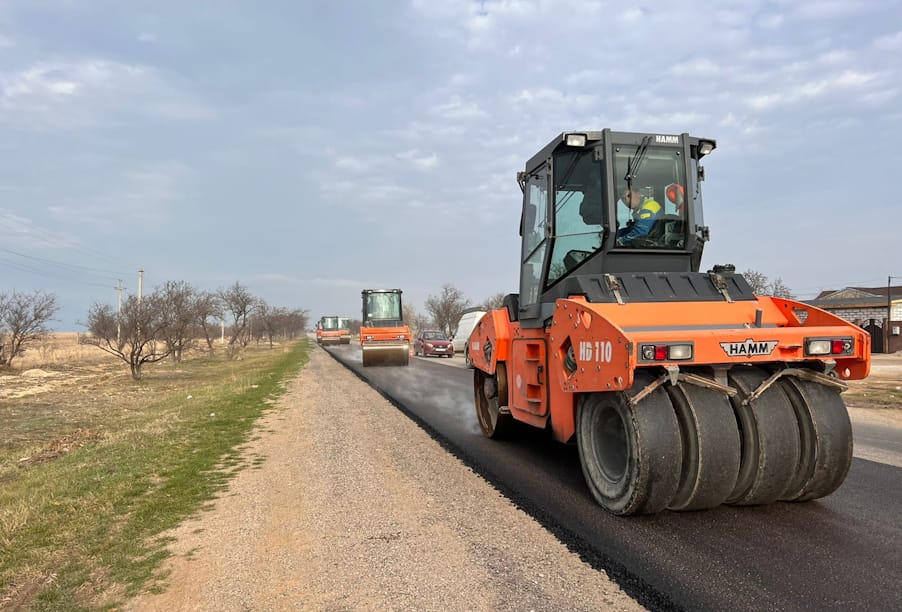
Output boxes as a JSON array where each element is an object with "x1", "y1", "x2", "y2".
[{"x1": 616, "y1": 186, "x2": 662, "y2": 246}]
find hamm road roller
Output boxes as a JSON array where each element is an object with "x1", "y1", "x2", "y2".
[
  {"x1": 360, "y1": 289, "x2": 410, "y2": 366},
  {"x1": 317, "y1": 316, "x2": 344, "y2": 346},
  {"x1": 470, "y1": 129, "x2": 870, "y2": 515}
]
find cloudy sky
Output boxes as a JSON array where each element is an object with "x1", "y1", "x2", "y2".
[{"x1": 2, "y1": 0, "x2": 901, "y2": 330}]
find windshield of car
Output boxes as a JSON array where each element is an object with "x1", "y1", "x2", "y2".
[{"x1": 422, "y1": 331, "x2": 447, "y2": 340}]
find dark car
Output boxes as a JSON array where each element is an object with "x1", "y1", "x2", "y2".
[{"x1": 414, "y1": 330, "x2": 454, "y2": 358}]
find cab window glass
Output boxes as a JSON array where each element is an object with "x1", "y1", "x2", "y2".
[
  {"x1": 520, "y1": 167, "x2": 547, "y2": 307},
  {"x1": 547, "y1": 150, "x2": 603, "y2": 286}
]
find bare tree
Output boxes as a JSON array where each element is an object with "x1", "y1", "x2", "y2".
[
  {"x1": 742, "y1": 269, "x2": 770, "y2": 294},
  {"x1": 158, "y1": 280, "x2": 197, "y2": 363},
  {"x1": 219, "y1": 282, "x2": 258, "y2": 358},
  {"x1": 253, "y1": 300, "x2": 277, "y2": 348},
  {"x1": 770, "y1": 277, "x2": 795, "y2": 299},
  {"x1": 403, "y1": 303, "x2": 429, "y2": 336},
  {"x1": 481, "y1": 292, "x2": 506, "y2": 311},
  {"x1": 82, "y1": 292, "x2": 173, "y2": 380},
  {"x1": 0, "y1": 290, "x2": 59, "y2": 368},
  {"x1": 193, "y1": 290, "x2": 223, "y2": 354},
  {"x1": 425, "y1": 284, "x2": 470, "y2": 337},
  {"x1": 251, "y1": 304, "x2": 309, "y2": 347},
  {"x1": 741, "y1": 269, "x2": 795, "y2": 298}
]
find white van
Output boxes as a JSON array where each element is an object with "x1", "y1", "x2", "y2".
[{"x1": 451, "y1": 309, "x2": 487, "y2": 367}]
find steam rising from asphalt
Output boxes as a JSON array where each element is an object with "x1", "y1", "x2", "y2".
[{"x1": 404, "y1": 361, "x2": 481, "y2": 436}]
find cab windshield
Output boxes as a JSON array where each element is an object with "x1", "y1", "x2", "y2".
[
  {"x1": 612, "y1": 144, "x2": 688, "y2": 249},
  {"x1": 365, "y1": 293, "x2": 402, "y2": 324},
  {"x1": 321, "y1": 317, "x2": 339, "y2": 331}
]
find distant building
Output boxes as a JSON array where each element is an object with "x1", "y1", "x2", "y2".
[{"x1": 805, "y1": 286, "x2": 902, "y2": 353}]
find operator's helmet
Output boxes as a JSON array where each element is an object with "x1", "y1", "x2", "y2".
[{"x1": 665, "y1": 183, "x2": 685, "y2": 207}]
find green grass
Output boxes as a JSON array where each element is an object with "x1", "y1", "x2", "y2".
[{"x1": 0, "y1": 340, "x2": 310, "y2": 610}]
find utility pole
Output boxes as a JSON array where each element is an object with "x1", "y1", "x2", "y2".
[
  {"x1": 137, "y1": 269, "x2": 144, "y2": 304},
  {"x1": 115, "y1": 280, "x2": 124, "y2": 345},
  {"x1": 889, "y1": 276, "x2": 898, "y2": 354}
]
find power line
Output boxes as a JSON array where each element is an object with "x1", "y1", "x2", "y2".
[
  {"x1": 0, "y1": 212, "x2": 132, "y2": 270},
  {"x1": 0, "y1": 247, "x2": 131, "y2": 279},
  {"x1": 0, "y1": 252, "x2": 127, "y2": 288}
]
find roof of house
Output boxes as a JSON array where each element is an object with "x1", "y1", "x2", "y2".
[
  {"x1": 805, "y1": 285, "x2": 902, "y2": 310},
  {"x1": 814, "y1": 285, "x2": 902, "y2": 300}
]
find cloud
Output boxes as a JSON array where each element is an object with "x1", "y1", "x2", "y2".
[
  {"x1": 0, "y1": 209, "x2": 78, "y2": 248},
  {"x1": 47, "y1": 162, "x2": 189, "y2": 229},
  {"x1": 510, "y1": 88, "x2": 595, "y2": 110},
  {"x1": 817, "y1": 49, "x2": 852, "y2": 65},
  {"x1": 137, "y1": 32, "x2": 156, "y2": 43},
  {"x1": 397, "y1": 149, "x2": 439, "y2": 170},
  {"x1": 874, "y1": 31, "x2": 902, "y2": 50},
  {"x1": 334, "y1": 156, "x2": 369, "y2": 172},
  {"x1": 394, "y1": 120, "x2": 467, "y2": 141},
  {"x1": 746, "y1": 69, "x2": 881, "y2": 110},
  {"x1": 0, "y1": 59, "x2": 215, "y2": 130},
  {"x1": 670, "y1": 58, "x2": 721, "y2": 77},
  {"x1": 431, "y1": 95, "x2": 487, "y2": 119},
  {"x1": 758, "y1": 13, "x2": 785, "y2": 29},
  {"x1": 0, "y1": 33, "x2": 12, "y2": 48},
  {"x1": 793, "y1": 1, "x2": 876, "y2": 20},
  {"x1": 619, "y1": 7, "x2": 645, "y2": 22}
]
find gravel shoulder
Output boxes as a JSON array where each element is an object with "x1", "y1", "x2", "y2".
[{"x1": 126, "y1": 348, "x2": 642, "y2": 611}]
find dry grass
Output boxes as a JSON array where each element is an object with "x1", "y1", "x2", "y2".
[
  {"x1": 0, "y1": 337, "x2": 309, "y2": 610},
  {"x1": 12, "y1": 333, "x2": 113, "y2": 370}
]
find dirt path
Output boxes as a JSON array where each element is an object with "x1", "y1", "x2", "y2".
[{"x1": 126, "y1": 349, "x2": 642, "y2": 611}]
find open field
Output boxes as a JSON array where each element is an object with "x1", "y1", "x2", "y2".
[{"x1": 0, "y1": 336, "x2": 310, "y2": 610}]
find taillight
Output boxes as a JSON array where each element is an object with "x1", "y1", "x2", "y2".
[
  {"x1": 806, "y1": 337, "x2": 853, "y2": 356},
  {"x1": 639, "y1": 343, "x2": 693, "y2": 362}
]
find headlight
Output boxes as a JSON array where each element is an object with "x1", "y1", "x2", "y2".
[{"x1": 565, "y1": 133, "x2": 587, "y2": 147}]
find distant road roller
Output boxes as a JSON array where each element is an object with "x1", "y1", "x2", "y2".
[
  {"x1": 317, "y1": 316, "x2": 344, "y2": 346},
  {"x1": 470, "y1": 129, "x2": 870, "y2": 515},
  {"x1": 338, "y1": 317, "x2": 352, "y2": 344},
  {"x1": 360, "y1": 289, "x2": 410, "y2": 366}
]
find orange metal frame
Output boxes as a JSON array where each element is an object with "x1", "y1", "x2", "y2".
[
  {"x1": 359, "y1": 324, "x2": 411, "y2": 347},
  {"x1": 470, "y1": 295, "x2": 871, "y2": 445},
  {"x1": 319, "y1": 329, "x2": 343, "y2": 345}
]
